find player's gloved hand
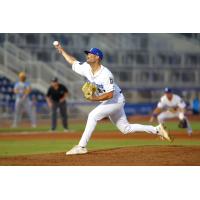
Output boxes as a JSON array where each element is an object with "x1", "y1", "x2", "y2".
[
  {"x1": 178, "y1": 119, "x2": 188, "y2": 128},
  {"x1": 82, "y1": 82, "x2": 97, "y2": 100}
]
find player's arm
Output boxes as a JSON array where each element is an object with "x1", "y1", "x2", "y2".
[
  {"x1": 24, "y1": 86, "x2": 31, "y2": 95},
  {"x1": 13, "y1": 83, "x2": 19, "y2": 94},
  {"x1": 60, "y1": 91, "x2": 68, "y2": 103},
  {"x1": 54, "y1": 42, "x2": 77, "y2": 65},
  {"x1": 88, "y1": 91, "x2": 114, "y2": 101},
  {"x1": 46, "y1": 96, "x2": 53, "y2": 108},
  {"x1": 46, "y1": 88, "x2": 53, "y2": 108},
  {"x1": 13, "y1": 88, "x2": 19, "y2": 94},
  {"x1": 149, "y1": 107, "x2": 162, "y2": 123},
  {"x1": 87, "y1": 75, "x2": 115, "y2": 101},
  {"x1": 177, "y1": 98, "x2": 186, "y2": 113}
]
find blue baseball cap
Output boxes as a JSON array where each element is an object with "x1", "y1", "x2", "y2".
[
  {"x1": 84, "y1": 48, "x2": 103, "y2": 60},
  {"x1": 164, "y1": 87, "x2": 172, "y2": 93}
]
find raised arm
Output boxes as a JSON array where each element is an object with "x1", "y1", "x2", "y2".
[{"x1": 53, "y1": 41, "x2": 77, "y2": 65}]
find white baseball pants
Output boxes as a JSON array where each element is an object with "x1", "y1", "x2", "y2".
[
  {"x1": 13, "y1": 98, "x2": 36, "y2": 127},
  {"x1": 157, "y1": 111, "x2": 192, "y2": 134},
  {"x1": 79, "y1": 102, "x2": 158, "y2": 147},
  {"x1": 157, "y1": 110, "x2": 184, "y2": 123}
]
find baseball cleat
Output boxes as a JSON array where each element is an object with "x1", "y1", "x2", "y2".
[
  {"x1": 66, "y1": 145, "x2": 88, "y2": 155},
  {"x1": 187, "y1": 128, "x2": 192, "y2": 136},
  {"x1": 156, "y1": 124, "x2": 172, "y2": 142}
]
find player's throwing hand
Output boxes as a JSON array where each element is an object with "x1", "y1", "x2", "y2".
[{"x1": 53, "y1": 41, "x2": 63, "y2": 54}]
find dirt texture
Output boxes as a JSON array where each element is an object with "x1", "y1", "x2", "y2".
[{"x1": 0, "y1": 131, "x2": 200, "y2": 166}]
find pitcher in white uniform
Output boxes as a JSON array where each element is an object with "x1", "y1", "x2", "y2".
[
  {"x1": 150, "y1": 88, "x2": 192, "y2": 136},
  {"x1": 54, "y1": 42, "x2": 172, "y2": 155}
]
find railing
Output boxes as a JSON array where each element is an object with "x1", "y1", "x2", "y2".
[
  {"x1": 0, "y1": 41, "x2": 85, "y2": 100},
  {"x1": 111, "y1": 66, "x2": 200, "y2": 89}
]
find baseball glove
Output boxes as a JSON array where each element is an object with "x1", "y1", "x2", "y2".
[
  {"x1": 178, "y1": 119, "x2": 188, "y2": 128},
  {"x1": 81, "y1": 82, "x2": 97, "y2": 99}
]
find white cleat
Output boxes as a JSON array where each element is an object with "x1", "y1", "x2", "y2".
[
  {"x1": 156, "y1": 124, "x2": 172, "y2": 142},
  {"x1": 66, "y1": 145, "x2": 88, "y2": 155},
  {"x1": 187, "y1": 128, "x2": 192, "y2": 136}
]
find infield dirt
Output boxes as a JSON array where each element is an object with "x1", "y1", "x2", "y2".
[{"x1": 0, "y1": 131, "x2": 200, "y2": 166}]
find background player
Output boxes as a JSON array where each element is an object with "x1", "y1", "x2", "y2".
[
  {"x1": 54, "y1": 42, "x2": 172, "y2": 155},
  {"x1": 150, "y1": 87, "x2": 192, "y2": 136},
  {"x1": 12, "y1": 72, "x2": 36, "y2": 128},
  {"x1": 46, "y1": 77, "x2": 69, "y2": 132}
]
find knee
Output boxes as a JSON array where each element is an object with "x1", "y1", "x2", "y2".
[
  {"x1": 157, "y1": 114, "x2": 164, "y2": 123},
  {"x1": 88, "y1": 111, "x2": 101, "y2": 122},
  {"x1": 178, "y1": 112, "x2": 185, "y2": 120}
]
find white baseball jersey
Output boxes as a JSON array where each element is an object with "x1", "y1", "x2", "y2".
[
  {"x1": 72, "y1": 61, "x2": 124, "y2": 103},
  {"x1": 157, "y1": 94, "x2": 186, "y2": 111},
  {"x1": 14, "y1": 81, "x2": 31, "y2": 100}
]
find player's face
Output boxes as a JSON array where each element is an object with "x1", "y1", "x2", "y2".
[
  {"x1": 52, "y1": 81, "x2": 59, "y2": 89},
  {"x1": 19, "y1": 76, "x2": 26, "y2": 82},
  {"x1": 86, "y1": 53, "x2": 100, "y2": 64},
  {"x1": 165, "y1": 93, "x2": 173, "y2": 101}
]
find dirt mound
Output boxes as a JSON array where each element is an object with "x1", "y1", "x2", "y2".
[{"x1": 1, "y1": 146, "x2": 200, "y2": 166}]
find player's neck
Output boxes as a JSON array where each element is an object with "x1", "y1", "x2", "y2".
[{"x1": 90, "y1": 63, "x2": 101, "y2": 75}]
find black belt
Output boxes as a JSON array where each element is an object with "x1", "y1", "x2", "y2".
[{"x1": 119, "y1": 91, "x2": 122, "y2": 94}]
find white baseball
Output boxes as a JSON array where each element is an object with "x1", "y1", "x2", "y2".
[{"x1": 53, "y1": 41, "x2": 59, "y2": 46}]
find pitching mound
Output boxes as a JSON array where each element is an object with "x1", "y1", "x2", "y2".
[{"x1": 1, "y1": 145, "x2": 200, "y2": 166}]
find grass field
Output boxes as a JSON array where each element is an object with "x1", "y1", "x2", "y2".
[
  {"x1": 0, "y1": 121, "x2": 200, "y2": 133},
  {"x1": 0, "y1": 121, "x2": 200, "y2": 157}
]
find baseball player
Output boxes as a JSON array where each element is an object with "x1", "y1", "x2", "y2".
[
  {"x1": 12, "y1": 72, "x2": 36, "y2": 128},
  {"x1": 46, "y1": 77, "x2": 69, "y2": 132},
  {"x1": 54, "y1": 42, "x2": 172, "y2": 155},
  {"x1": 150, "y1": 87, "x2": 192, "y2": 136}
]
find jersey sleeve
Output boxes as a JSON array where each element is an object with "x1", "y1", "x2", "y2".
[
  {"x1": 72, "y1": 61, "x2": 87, "y2": 77},
  {"x1": 157, "y1": 97, "x2": 165, "y2": 109},
  {"x1": 177, "y1": 97, "x2": 186, "y2": 109},
  {"x1": 46, "y1": 87, "x2": 51, "y2": 97},
  {"x1": 102, "y1": 74, "x2": 115, "y2": 93}
]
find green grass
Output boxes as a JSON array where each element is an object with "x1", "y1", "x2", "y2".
[
  {"x1": 0, "y1": 121, "x2": 200, "y2": 157},
  {"x1": 0, "y1": 121, "x2": 200, "y2": 133},
  {"x1": 0, "y1": 138, "x2": 200, "y2": 157}
]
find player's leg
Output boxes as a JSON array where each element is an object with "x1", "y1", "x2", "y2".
[
  {"x1": 157, "y1": 111, "x2": 177, "y2": 123},
  {"x1": 78, "y1": 103, "x2": 123, "y2": 148},
  {"x1": 51, "y1": 102, "x2": 58, "y2": 131},
  {"x1": 31, "y1": 106, "x2": 37, "y2": 128},
  {"x1": 67, "y1": 102, "x2": 124, "y2": 155},
  {"x1": 67, "y1": 102, "x2": 171, "y2": 155},
  {"x1": 59, "y1": 101, "x2": 68, "y2": 130},
  {"x1": 177, "y1": 111, "x2": 192, "y2": 135},
  {"x1": 109, "y1": 104, "x2": 158, "y2": 135},
  {"x1": 12, "y1": 99, "x2": 22, "y2": 127},
  {"x1": 24, "y1": 99, "x2": 36, "y2": 127},
  {"x1": 109, "y1": 103, "x2": 171, "y2": 141}
]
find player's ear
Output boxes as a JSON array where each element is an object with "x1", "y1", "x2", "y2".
[{"x1": 97, "y1": 56, "x2": 101, "y2": 63}]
